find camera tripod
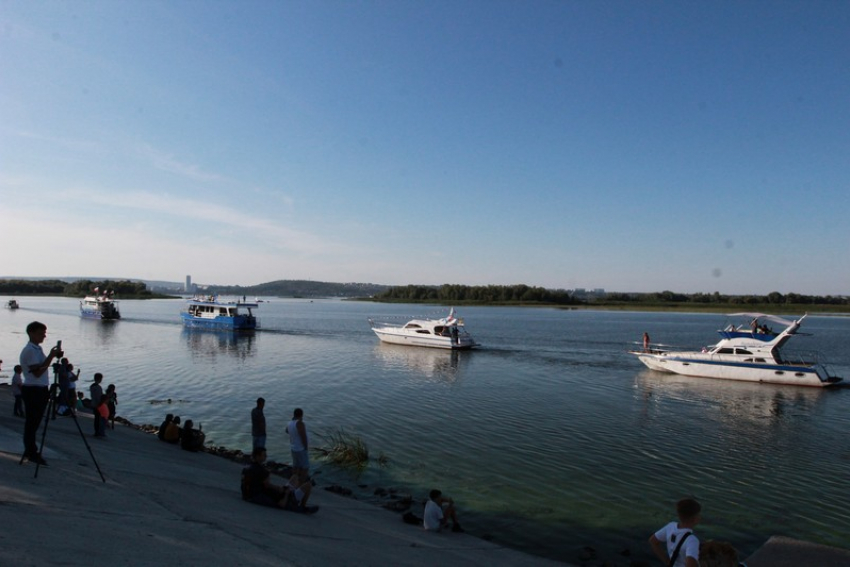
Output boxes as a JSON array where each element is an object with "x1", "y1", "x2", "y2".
[{"x1": 19, "y1": 367, "x2": 106, "y2": 482}]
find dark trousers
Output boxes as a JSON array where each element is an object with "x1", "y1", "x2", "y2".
[
  {"x1": 22, "y1": 386, "x2": 49, "y2": 456},
  {"x1": 94, "y1": 408, "x2": 105, "y2": 436},
  {"x1": 13, "y1": 395, "x2": 24, "y2": 416}
]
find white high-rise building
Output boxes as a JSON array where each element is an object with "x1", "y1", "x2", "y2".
[{"x1": 185, "y1": 275, "x2": 192, "y2": 292}]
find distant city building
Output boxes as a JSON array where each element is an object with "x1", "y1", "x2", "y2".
[{"x1": 185, "y1": 275, "x2": 193, "y2": 293}]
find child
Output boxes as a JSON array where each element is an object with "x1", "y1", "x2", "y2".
[
  {"x1": 649, "y1": 498, "x2": 701, "y2": 567},
  {"x1": 90, "y1": 373, "x2": 106, "y2": 437},
  {"x1": 105, "y1": 384, "x2": 117, "y2": 429},
  {"x1": 11, "y1": 365, "x2": 24, "y2": 417}
]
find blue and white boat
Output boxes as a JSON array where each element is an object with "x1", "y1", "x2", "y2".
[
  {"x1": 181, "y1": 296, "x2": 259, "y2": 330},
  {"x1": 80, "y1": 294, "x2": 120, "y2": 320},
  {"x1": 630, "y1": 313, "x2": 842, "y2": 387}
]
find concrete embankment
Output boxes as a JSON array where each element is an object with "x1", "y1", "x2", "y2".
[{"x1": 0, "y1": 390, "x2": 564, "y2": 567}]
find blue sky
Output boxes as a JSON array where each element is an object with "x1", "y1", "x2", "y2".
[{"x1": 2, "y1": 1, "x2": 848, "y2": 294}]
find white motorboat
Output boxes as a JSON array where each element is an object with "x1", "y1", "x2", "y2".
[
  {"x1": 5, "y1": 299, "x2": 19, "y2": 309},
  {"x1": 630, "y1": 313, "x2": 842, "y2": 387},
  {"x1": 368, "y1": 308, "x2": 477, "y2": 350},
  {"x1": 80, "y1": 293, "x2": 120, "y2": 320}
]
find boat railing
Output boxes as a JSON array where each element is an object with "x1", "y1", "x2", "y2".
[
  {"x1": 777, "y1": 348, "x2": 825, "y2": 367},
  {"x1": 629, "y1": 341, "x2": 703, "y2": 354}
]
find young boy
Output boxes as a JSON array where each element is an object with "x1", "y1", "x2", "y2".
[
  {"x1": 11, "y1": 365, "x2": 25, "y2": 417},
  {"x1": 649, "y1": 498, "x2": 701, "y2": 567}
]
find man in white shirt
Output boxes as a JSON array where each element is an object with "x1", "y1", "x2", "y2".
[
  {"x1": 423, "y1": 489, "x2": 464, "y2": 533},
  {"x1": 20, "y1": 321, "x2": 63, "y2": 465}
]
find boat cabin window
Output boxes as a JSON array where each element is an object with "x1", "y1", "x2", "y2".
[
  {"x1": 416, "y1": 330, "x2": 432, "y2": 334},
  {"x1": 717, "y1": 348, "x2": 734, "y2": 354},
  {"x1": 404, "y1": 324, "x2": 422, "y2": 329},
  {"x1": 735, "y1": 349, "x2": 752, "y2": 355}
]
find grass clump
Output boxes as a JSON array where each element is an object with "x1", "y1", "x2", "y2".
[{"x1": 313, "y1": 427, "x2": 369, "y2": 468}]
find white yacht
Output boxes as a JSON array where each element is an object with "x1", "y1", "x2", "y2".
[
  {"x1": 80, "y1": 293, "x2": 120, "y2": 320},
  {"x1": 369, "y1": 308, "x2": 477, "y2": 350},
  {"x1": 630, "y1": 313, "x2": 841, "y2": 387}
]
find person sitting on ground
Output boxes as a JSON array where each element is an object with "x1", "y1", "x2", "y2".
[
  {"x1": 158, "y1": 413, "x2": 173, "y2": 441},
  {"x1": 164, "y1": 415, "x2": 182, "y2": 444},
  {"x1": 77, "y1": 391, "x2": 92, "y2": 412},
  {"x1": 699, "y1": 540, "x2": 740, "y2": 567},
  {"x1": 180, "y1": 419, "x2": 206, "y2": 452},
  {"x1": 423, "y1": 489, "x2": 463, "y2": 532},
  {"x1": 285, "y1": 471, "x2": 315, "y2": 511},
  {"x1": 241, "y1": 448, "x2": 318, "y2": 513},
  {"x1": 649, "y1": 497, "x2": 701, "y2": 567}
]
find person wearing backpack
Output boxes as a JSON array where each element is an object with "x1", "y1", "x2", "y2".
[{"x1": 649, "y1": 498, "x2": 701, "y2": 567}]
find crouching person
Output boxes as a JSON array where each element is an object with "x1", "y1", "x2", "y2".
[
  {"x1": 241, "y1": 448, "x2": 318, "y2": 514},
  {"x1": 423, "y1": 489, "x2": 463, "y2": 533}
]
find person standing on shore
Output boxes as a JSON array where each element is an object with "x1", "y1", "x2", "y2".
[
  {"x1": 66, "y1": 362, "x2": 80, "y2": 416},
  {"x1": 285, "y1": 408, "x2": 309, "y2": 481},
  {"x1": 649, "y1": 498, "x2": 701, "y2": 567},
  {"x1": 90, "y1": 373, "x2": 106, "y2": 437},
  {"x1": 11, "y1": 364, "x2": 25, "y2": 417},
  {"x1": 20, "y1": 321, "x2": 63, "y2": 465},
  {"x1": 106, "y1": 383, "x2": 118, "y2": 428},
  {"x1": 251, "y1": 397, "x2": 266, "y2": 450}
]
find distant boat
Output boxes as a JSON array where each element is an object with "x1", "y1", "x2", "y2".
[
  {"x1": 5, "y1": 299, "x2": 19, "y2": 309},
  {"x1": 368, "y1": 308, "x2": 477, "y2": 350},
  {"x1": 629, "y1": 312, "x2": 842, "y2": 387},
  {"x1": 80, "y1": 293, "x2": 120, "y2": 320},
  {"x1": 182, "y1": 296, "x2": 259, "y2": 330}
]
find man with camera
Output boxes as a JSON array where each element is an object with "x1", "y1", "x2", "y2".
[{"x1": 19, "y1": 321, "x2": 63, "y2": 465}]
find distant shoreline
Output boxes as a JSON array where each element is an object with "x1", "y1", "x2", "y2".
[{"x1": 6, "y1": 293, "x2": 850, "y2": 315}]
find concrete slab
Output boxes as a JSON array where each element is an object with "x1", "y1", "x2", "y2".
[
  {"x1": 0, "y1": 392, "x2": 564, "y2": 567},
  {"x1": 745, "y1": 535, "x2": 850, "y2": 567}
]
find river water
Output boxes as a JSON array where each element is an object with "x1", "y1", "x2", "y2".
[{"x1": 2, "y1": 297, "x2": 848, "y2": 564}]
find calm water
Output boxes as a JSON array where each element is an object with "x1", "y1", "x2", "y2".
[{"x1": 2, "y1": 298, "x2": 849, "y2": 564}]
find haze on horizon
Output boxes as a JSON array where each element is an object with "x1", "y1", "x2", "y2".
[{"x1": 2, "y1": 2, "x2": 848, "y2": 296}]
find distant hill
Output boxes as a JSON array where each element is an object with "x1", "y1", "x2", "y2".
[{"x1": 203, "y1": 280, "x2": 389, "y2": 298}]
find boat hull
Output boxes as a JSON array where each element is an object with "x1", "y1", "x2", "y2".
[
  {"x1": 372, "y1": 328, "x2": 476, "y2": 350},
  {"x1": 633, "y1": 352, "x2": 839, "y2": 388},
  {"x1": 80, "y1": 299, "x2": 120, "y2": 320},
  {"x1": 181, "y1": 313, "x2": 257, "y2": 330}
]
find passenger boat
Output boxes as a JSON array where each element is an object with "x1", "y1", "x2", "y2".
[
  {"x1": 368, "y1": 308, "x2": 477, "y2": 350},
  {"x1": 80, "y1": 293, "x2": 121, "y2": 320},
  {"x1": 181, "y1": 296, "x2": 259, "y2": 330},
  {"x1": 630, "y1": 313, "x2": 842, "y2": 387},
  {"x1": 5, "y1": 299, "x2": 19, "y2": 309}
]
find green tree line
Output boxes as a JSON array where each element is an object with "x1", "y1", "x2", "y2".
[
  {"x1": 0, "y1": 279, "x2": 158, "y2": 298},
  {"x1": 603, "y1": 290, "x2": 849, "y2": 306},
  {"x1": 374, "y1": 284, "x2": 579, "y2": 305}
]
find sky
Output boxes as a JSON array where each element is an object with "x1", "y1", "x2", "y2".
[{"x1": 1, "y1": 1, "x2": 848, "y2": 295}]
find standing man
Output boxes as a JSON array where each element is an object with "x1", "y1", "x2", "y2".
[
  {"x1": 251, "y1": 397, "x2": 266, "y2": 450},
  {"x1": 285, "y1": 408, "x2": 309, "y2": 481},
  {"x1": 20, "y1": 321, "x2": 63, "y2": 465}
]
